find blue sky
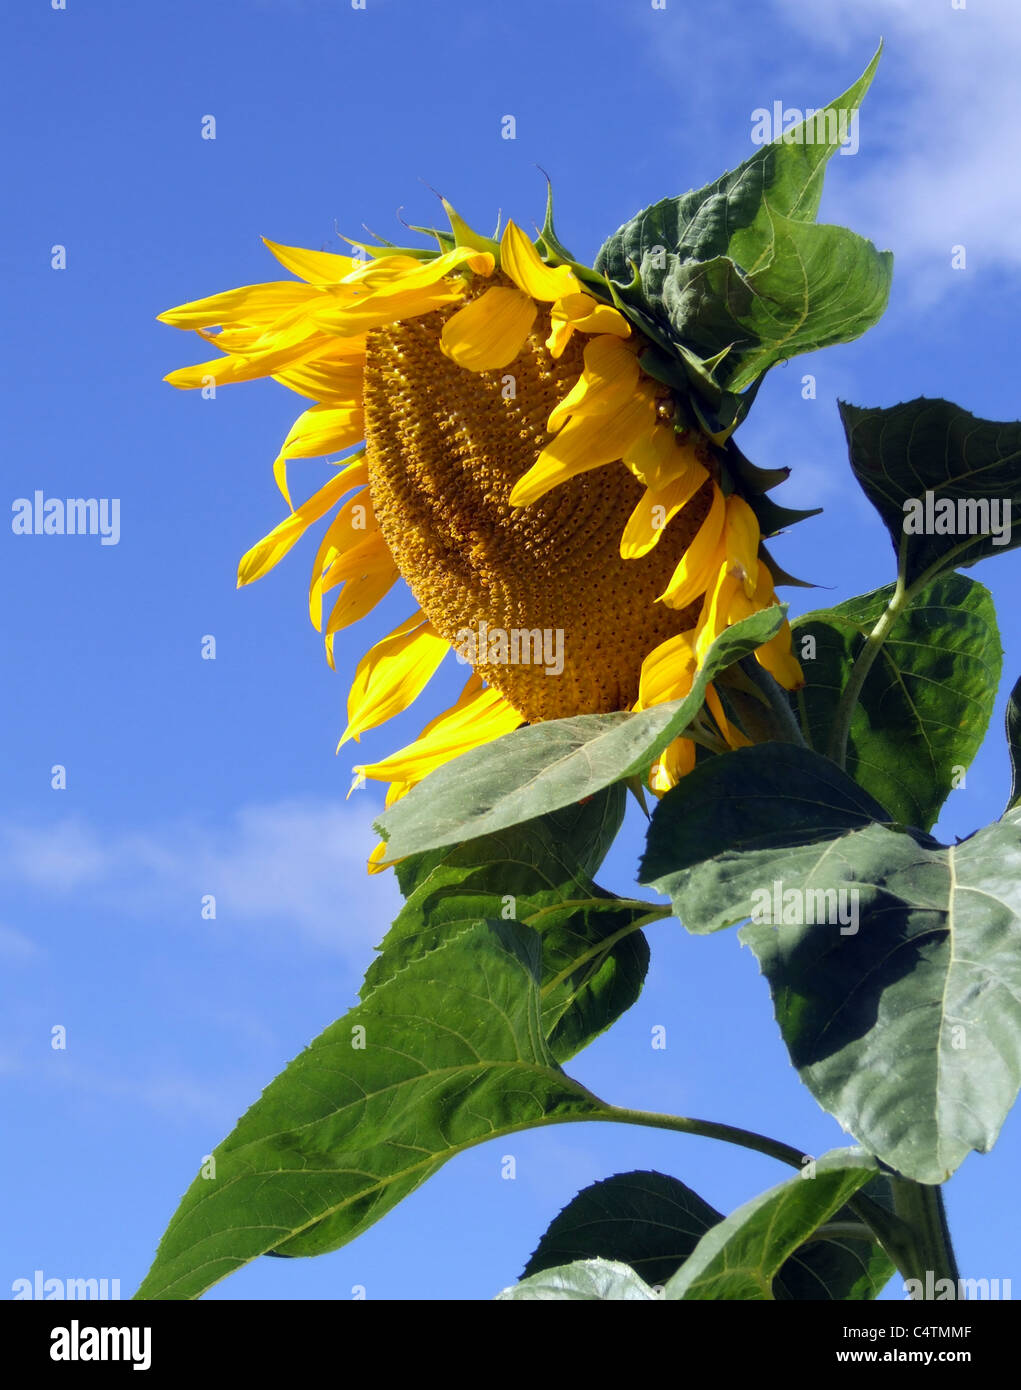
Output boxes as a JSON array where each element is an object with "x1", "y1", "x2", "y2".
[{"x1": 3, "y1": 0, "x2": 1020, "y2": 1301}]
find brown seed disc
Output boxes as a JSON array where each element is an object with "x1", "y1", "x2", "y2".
[{"x1": 362, "y1": 276, "x2": 712, "y2": 721}]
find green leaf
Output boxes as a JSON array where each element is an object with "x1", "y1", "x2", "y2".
[
  {"x1": 522, "y1": 1171, "x2": 721, "y2": 1288},
  {"x1": 663, "y1": 1150, "x2": 883, "y2": 1300},
  {"x1": 726, "y1": 207, "x2": 892, "y2": 392},
  {"x1": 594, "y1": 48, "x2": 889, "y2": 392},
  {"x1": 640, "y1": 743, "x2": 1021, "y2": 1182},
  {"x1": 497, "y1": 1258, "x2": 660, "y2": 1301},
  {"x1": 794, "y1": 573, "x2": 1002, "y2": 830},
  {"x1": 365, "y1": 793, "x2": 655, "y2": 1064},
  {"x1": 522, "y1": 1168, "x2": 895, "y2": 1299},
  {"x1": 1006, "y1": 676, "x2": 1021, "y2": 814},
  {"x1": 134, "y1": 920, "x2": 605, "y2": 1300},
  {"x1": 375, "y1": 605, "x2": 783, "y2": 860},
  {"x1": 840, "y1": 397, "x2": 1021, "y2": 585}
]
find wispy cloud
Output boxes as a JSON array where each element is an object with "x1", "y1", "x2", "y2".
[
  {"x1": 0, "y1": 799, "x2": 402, "y2": 958},
  {"x1": 0, "y1": 924, "x2": 43, "y2": 963},
  {"x1": 773, "y1": 0, "x2": 1021, "y2": 299}
]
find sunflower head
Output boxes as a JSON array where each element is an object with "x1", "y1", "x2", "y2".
[{"x1": 158, "y1": 196, "x2": 808, "y2": 864}]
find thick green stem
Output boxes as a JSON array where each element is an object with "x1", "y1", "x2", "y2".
[
  {"x1": 826, "y1": 571, "x2": 907, "y2": 768},
  {"x1": 890, "y1": 1179, "x2": 960, "y2": 1291}
]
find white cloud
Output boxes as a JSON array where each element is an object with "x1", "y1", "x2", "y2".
[
  {"x1": 0, "y1": 799, "x2": 402, "y2": 958},
  {"x1": 0, "y1": 924, "x2": 43, "y2": 962},
  {"x1": 773, "y1": 0, "x2": 1021, "y2": 298}
]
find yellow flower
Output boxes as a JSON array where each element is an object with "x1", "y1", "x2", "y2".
[{"x1": 159, "y1": 207, "x2": 803, "y2": 870}]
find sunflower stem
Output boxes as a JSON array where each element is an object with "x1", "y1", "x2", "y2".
[{"x1": 737, "y1": 657, "x2": 807, "y2": 747}]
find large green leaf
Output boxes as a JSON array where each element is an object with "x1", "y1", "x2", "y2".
[
  {"x1": 134, "y1": 920, "x2": 607, "y2": 1300},
  {"x1": 664, "y1": 1150, "x2": 883, "y2": 1300},
  {"x1": 365, "y1": 795, "x2": 655, "y2": 1064},
  {"x1": 594, "y1": 49, "x2": 889, "y2": 392},
  {"x1": 1006, "y1": 676, "x2": 1021, "y2": 814},
  {"x1": 375, "y1": 606, "x2": 783, "y2": 861},
  {"x1": 522, "y1": 1168, "x2": 895, "y2": 1299},
  {"x1": 640, "y1": 744, "x2": 1021, "y2": 1182},
  {"x1": 793, "y1": 573, "x2": 1002, "y2": 830},
  {"x1": 497, "y1": 1258, "x2": 660, "y2": 1301},
  {"x1": 840, "y1": 397, "x2": 1021, "y2": 584}
]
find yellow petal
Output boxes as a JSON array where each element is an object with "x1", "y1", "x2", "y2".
[
  {"x1": 340, "y1": 614, "x2": 449, "y2": 746},
  {"x1": 158, "y1": 281, "x2": 324, "y2": 330},
  {"x1": 272, "y1": 346, "x2": 366, "y2": 402},
  {"x1": 439, "y1": 286, "x2": 538, "y2": 372},
  {"x1": 262, "y1": 238, "x2": 364, "y2": 284},
  {"x1": 353, "y1": 676, "x2": 523, "y2": 791},
  {"x1": 546, "y1": 335, "x2": 641, "y2": 433},
  {"x1": 649, "y1": 736, "x2": 696, "y2": 793},
  {"x1": 619, "y1": 459, "x2": 710, "y2": 559},
  {"x1": 320, "y1": 528, "x2": 391, "y2": 597},
  {"x1": 634, "y1": 630, "x2": 698, "y2": 711},
  {"x1": 510, "y1": 389, "x2": 656, "y2": 507},
  {"x1": 308, "y1": 483, "x2": 376, "y2": 628},
  {"x1": 624, "y1": 423, "x2": 705, "y2": 492},
  {"x1": 500, "y1": 221, "x2": 581, "y2": 301},
  {"x1": 694, "y1": 560, "x2": 743, "y2": 665},
  {"x1": 311, "y1": 280, "x2": 465, "y2": 336},
  {"x1": 723, "y1": 494, "x2": 761, "y2": 598},
  {"x1": 754, "y1": 623, "x2": 805, "y2": 691},
  {"x1": 237, "y1": 454, "x2": 366, "y2": 588},
  {"x1": 545, "y1": 314, "x2": 576, "y2": 360},
  {"x1": 658, "y1": 484, "x2": 726, "y2": 610},
  {"x1": 323, "y1": 549, "x2": 400, "y2": 663},
  {"x1": 274, "y1": 404, "x2": 365, "y2": 469},
  {"x1": 358, "y1": 245, "x2": 494, "y2": 299},
  {"x1": 705, "y1": 681, "x2": 752, "y2": 750},
  {"x1": 164, "y1": 332, "x2": 336, "y2": 390},
  {"x1": 547, "y1": 292, "x2": 630, "y2": 356}
]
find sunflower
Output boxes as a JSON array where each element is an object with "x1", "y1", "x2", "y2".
[{"x1": 159, "y1": 202, "x2": 804, "y2": 867}]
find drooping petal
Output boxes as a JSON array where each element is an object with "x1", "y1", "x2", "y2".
[
  {"x1": 500, "y1": 221, "x2": 581, "y2": 302},
  {"x1": 271, "y1": 346, "x2": 367, "y2": 402},
  {"x1": 694, "y1": 559, "x2": 743, "y2": 665},
  {"x1": 705, "y1": 681, "x2": 752, "y2": 749},
  {"x1": 340, "y1": 613, "x2": 449, "y2": 746},
  {"x1": 649, "y1": 736, "x2": 696, "y2": 792},
  {"x1": 274, "y1": 404, "x2": 365, "y2": 470},
  {"x1": 634, "y1": 630, "x2": 698, "y2": 711},
  {"x1": 723, "y1": 493, "x2": 761, "y2": 598},
  {"x1": 511, "y1": 388, "x2": 657, "y2": 507},
  {"x1": 164, "y1": 332, "x2": 338, "y2": 391},
  {"x1": 353, "y1": 675, "x2": 523, "y2": 795},
  {"x1": 157, "y1": 281, "x2": 324, "y2": 330},
  {"x1": 546, "y1": 335, "x2": 641, "y2": 433},
  {"x1": 262, "y1": 238, "x2": 365, "y2": 284},
  {"x1": 323, "y1": 549, "x2": 400, "y2": 667},
  {"x1": 546, "y1": 292, "x2": 630, "y2": 357},
  {"x1": 619, "y1": 459, "x2": 710, "y2": 559},
  {"x1": 237, "y1": 453, "x2": 367, "y2": 588},
  {"x1": 359, "y1": 244, "x2": 494, "y2": 299},
  {"x1": 439, "y1": 286, "x2": 537, "y2": 371},
  {"x1": 311, "y1": 281, "x2": 466, "y2": 336},
  {"x1": 658, "y1": 484, "x2": 726, "y2": 610}
]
